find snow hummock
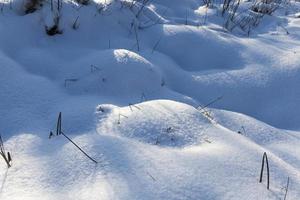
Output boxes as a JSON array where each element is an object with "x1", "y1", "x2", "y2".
[{"x1": 96, "y1": 100, "x2": 211, "y2": 147}]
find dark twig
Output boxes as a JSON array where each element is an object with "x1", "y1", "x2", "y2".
[
  {"x1": 91, "y1": 65, "x2": 101, "y2": 73},
  {"x1": 140, "y1": 92, "x2": 147, "y2": 103},
  {"x1": 51, "y1": 0, "x2": 53, "y2": 11},
  {"x1": 259, "y1": 152, "x2": 270, "y2": 190},
  {"x1": 151, "y1": 36, "x2": 162, "y2": 54},
  {"x1": 129, "y1": 103, "x2": 141, "y2": 112},
  {"x1": 61, "y1": 131, "x2": 98, "y2": 164},
  {"x1": 64, "y1": 78, "x2": 78, "y2": 87},
  {"x1": 185, "y1": 8, "x2": 188, "y2": 25},
  {"x1": 0, "y1": 135, "x2": 11, "y2": 168},
  {"x1": 134, "y1": 23, "x2": 140, "y2": 51},
  {"x1": 72, "y1": 16, "x2": 80, "y2": 30},
  {"x1": 118, "y1": 113, "x2": 128, "y2": 124},
  {"x1": 56, "y1": 112, "x2": 62, "y2": 135},
  {"x1": 197, "y1": 96, "x2": 223, "y2": 111},
  {"x1": 238, "y1": 126, "x2": 246, "y2": 134},
  {"x1": 135, "y1": 0, "x2": 151, "y2": 18},
  {"x1": 50, "y1": 112, "x2": 98, "y2": 164},
  {"x1": 283, "y1": 177, "x2": 290, "y2": 200},
  {"x1": 146, "y1": 171, "x2": 156, "y2": 181}
]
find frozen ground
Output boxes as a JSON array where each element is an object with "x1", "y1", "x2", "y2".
[{"x1": 0, "y1": 0, "x2": 300, "y2": 199}]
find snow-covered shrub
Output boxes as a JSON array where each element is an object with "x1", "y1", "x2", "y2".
[
  {"x1": 223, "y1": 0, "x2": 280, "y2": 34},
  {"x1": 222, "y1": 0, "x2": 234, "y2": 16},
  {"x1": 24, "y1": 0, "x2": 42, "y2": 14},
  {"x1": 251, "y1": 0, "x2": 281, "y2": 14},
  {"x1": 228, "y1": 10, "x2": 264, "y2": 33},
  {"x1": 75, "y1": 0, "x2": 89, "y2": 5},
  {"x1": 203, "y1": 0, "x2": 214, "y2": 8},
  {"x1": 7, "y1": 0, "x2": 41, "y2": 14},
  {"x1": 223, "y1": 0, "x2": 241, "y2": 30}
]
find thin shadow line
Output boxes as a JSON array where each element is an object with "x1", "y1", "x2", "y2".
[{"x1": 0, "y1": 167, "x2": 9, "y2": 195}]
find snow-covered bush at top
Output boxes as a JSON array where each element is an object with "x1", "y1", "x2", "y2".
[
  {"x1": 5, "y1": 0, "x2": 42, "y2": 14},
  {"x1": 251, "y1": 0, "x2": 281, "y2": 15}
]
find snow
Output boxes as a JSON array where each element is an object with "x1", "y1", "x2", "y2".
[
  {"x1": 96, "y1": 100, "x2": 211, "y2": 147},
  {"x1": 0, "y1": 0, "x2": 300, "y2": 199}
]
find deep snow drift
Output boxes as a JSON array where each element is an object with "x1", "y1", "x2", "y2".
[{"x1": 0, "y1": 0, "x2": 300, "y2": 199}]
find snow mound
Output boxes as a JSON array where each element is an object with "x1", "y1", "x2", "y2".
[
  {"x1": 157, "y1": 26, "x2": 244, "y2": 71},
  {"x1": 96, "y1": 100, "x2": 211, "y2": 147},
  {"x1": 211, "y1": 108, "x2": 300, "y2": 170},
  {"x1": 65, "y1": 49, "x2": 164, "y2": 97},
  {"x1": 211, "y1": 108, "x2": 294, "y2": 145}
]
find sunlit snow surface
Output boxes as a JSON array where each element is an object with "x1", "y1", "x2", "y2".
[{"x1": 0, "y1": 0, "x2": 300, "y2": 199}]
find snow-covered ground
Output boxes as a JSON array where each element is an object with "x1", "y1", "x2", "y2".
[{"x1": 0, "y1": 0, "x2": 300, "y2": 199}]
